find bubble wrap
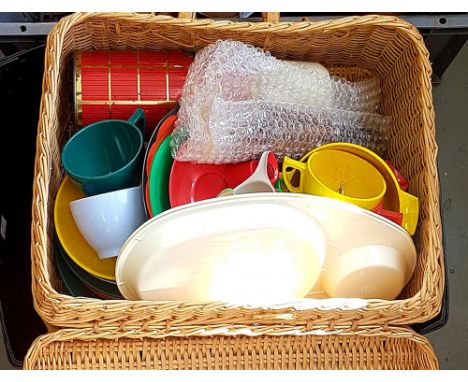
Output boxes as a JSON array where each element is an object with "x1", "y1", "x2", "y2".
[{"x1": 172, "y1": 40, "x2": 390, "y2": 163}]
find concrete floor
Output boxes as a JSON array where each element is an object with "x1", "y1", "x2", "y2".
[
  {"x1": 426, "y1": 41, "x2": 468, "y2": 370},
  {"x1": 0, "y1": 42, "x2": 467, "y2": 371}
]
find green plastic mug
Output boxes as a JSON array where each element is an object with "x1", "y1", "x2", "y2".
[{"x1": 62, "y1": 108, "x2": 145, "y2": 195}]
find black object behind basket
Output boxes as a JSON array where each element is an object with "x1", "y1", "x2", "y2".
[{"x1": 0, "y1": 45, "x2": 48, "y2": 367}]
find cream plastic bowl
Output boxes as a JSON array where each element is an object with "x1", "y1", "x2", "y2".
[{"x1": 322, "y1": 245, "x2": 411, "y2": 300}]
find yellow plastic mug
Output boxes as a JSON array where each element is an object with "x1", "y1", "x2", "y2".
[
  {"x1": 310, "y1": 143, "x2": 419, "y2": 235},
  {"x1": 283, "y1": 149, "x2": 387, "y2": 210},
  {"x1": 284, "y1": 143, "x2": 419, "y2": 235}
]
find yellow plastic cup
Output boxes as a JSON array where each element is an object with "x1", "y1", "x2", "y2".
[
  {"x1": 284, "y1": 143, "x2": 419, "y2": 235},
  {"x1": 283, "y1": 149, "x2": 387, "y2": 210},
  {"x1": 310, "y1": 143, "x2": 419, "y2": 235}
]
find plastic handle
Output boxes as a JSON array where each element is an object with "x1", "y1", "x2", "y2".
[
  {"x1": 177, "y1": 12, "x2": 280, "y2": 22},
  {"x1": 233, "y1": 152, "x2": 276, "y2": 194},
  {"x1": 385, "y1": 160, "x2": 409, "y2": 191},
  {"x1": 266, "y1": 152, "x2": 279, "y2": 184},
  {"x1": 399, "y1": 191, "x2": 419, "y2": 235},
  {"x1": 282, "y1": 156, "x2": 307, "y2": 193},
  {"x1": 249, "y1": 151, "x2": 271, "y2": 182},
  {"x1": 127, "y1": 108, "x2": 146, "y2": 137},
  {"x1": 372, "y1": 201, "x2": 403, "y2": 226}
]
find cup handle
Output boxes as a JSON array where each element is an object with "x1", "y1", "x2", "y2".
[
  {"x1": 282, "y1": 156, "x2": 307, "y2": 193},
  {"x1": 266, "y1": 152, "x2": 279, "y2": 184},
  {"x1": 127, "y1": 108, "x2": 146, "y2": 137},
  {"x1": 372, "y1": 201, "x2": 404, "y2": 226},
  {"x1": 399, "y1": 191, "x2": 419, "y2": 235},
  {"x1": 385, "y1": 160, "x2": 409, "y2": 191}
]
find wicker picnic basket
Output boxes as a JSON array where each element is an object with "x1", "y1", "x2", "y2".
[
  {"x1": 31, "y1": 12, "x2": 444, "y2": 331},
  {"x1": 24, "y1": 325, "x2": 438, "y2": 370}
]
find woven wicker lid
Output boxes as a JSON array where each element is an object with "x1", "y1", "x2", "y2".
[{"x1": 24, "y1": 326, "x2": 438, "y2": 370}]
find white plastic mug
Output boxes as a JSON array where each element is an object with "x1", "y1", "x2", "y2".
[
  {"x1": 217, "y1": 151, "x2": 278, "y2": 197},
  {"x1": 233, "y1": 151, "x2": 276, "y2": 194},
  {"x1": 70, "y1": 186, "x2": 146, "y2": 259}
]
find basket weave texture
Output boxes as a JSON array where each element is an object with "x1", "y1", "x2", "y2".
[
  {"x1": 24, "y1": 325, "x2": 438, "y2": 370},
  {"x1": 31, "y1": 12, "x2": 443, "y2": 330}
]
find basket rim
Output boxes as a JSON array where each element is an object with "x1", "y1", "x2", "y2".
[{"x1": 30, "y1": 12, "x2": 444, "y2": 330}]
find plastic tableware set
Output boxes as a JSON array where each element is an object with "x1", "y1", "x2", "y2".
[{"x1": 54, "y1": 41, "x2": 421, "y2": 305}]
